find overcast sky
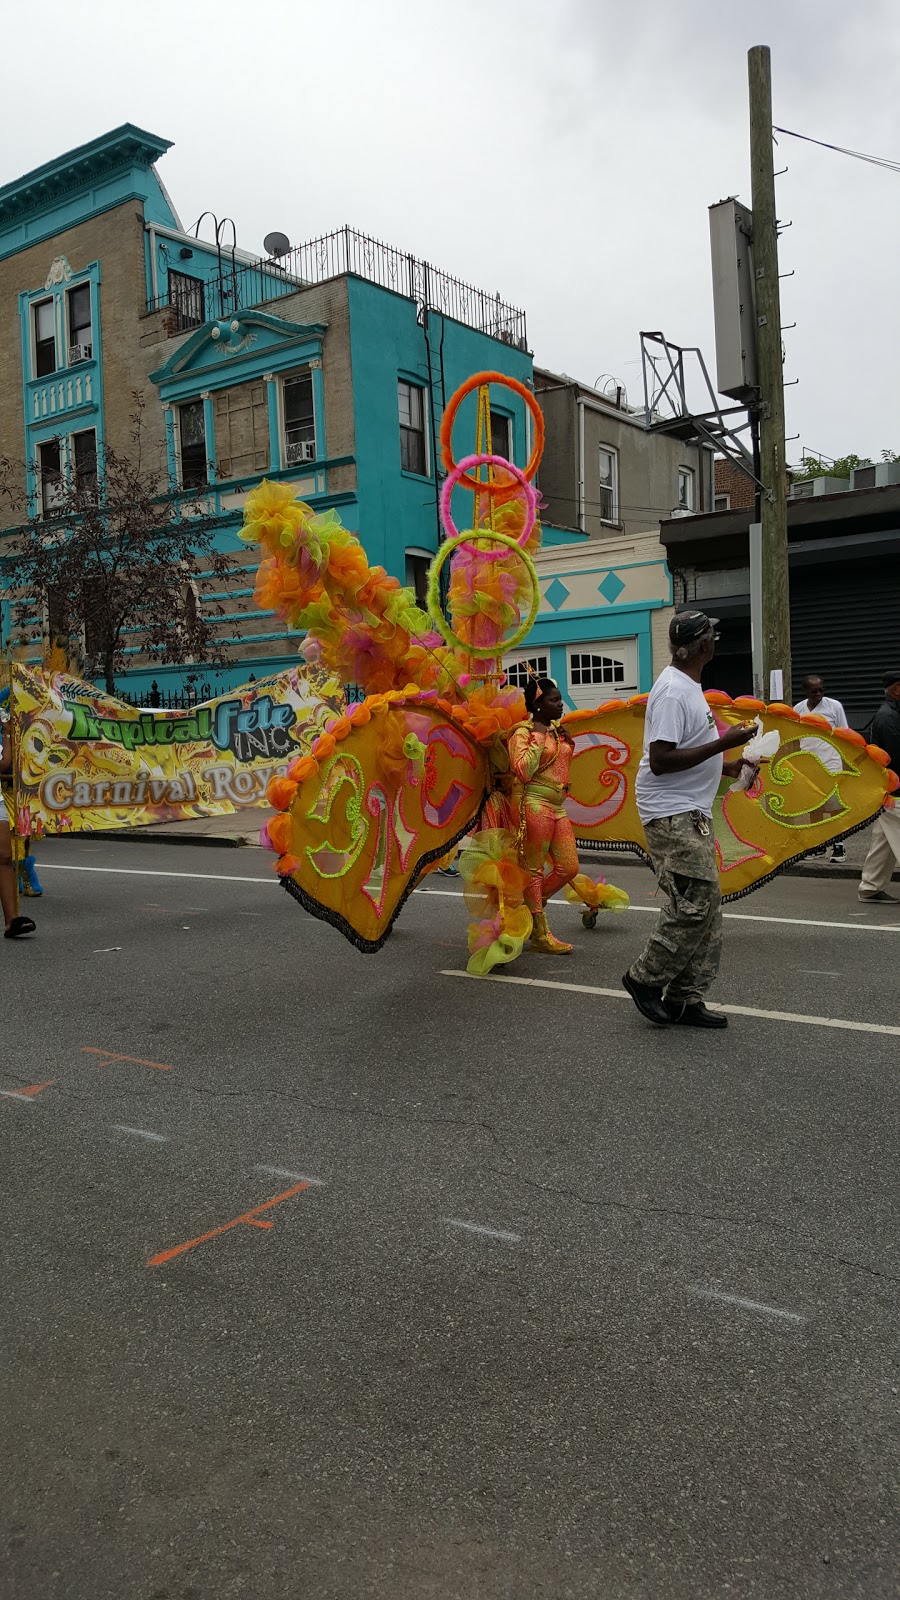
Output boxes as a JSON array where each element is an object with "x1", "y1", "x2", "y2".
[{"x1": 5, "y1": 0, "x2": 899, "y2": 466}]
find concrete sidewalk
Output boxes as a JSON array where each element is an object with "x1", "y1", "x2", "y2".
[
  {"x1": 99, "y1": 808, "x2": 271, "y2": 849},
  {"x1": 70, "y1": 806, "x2": 899, "y2": 883}
]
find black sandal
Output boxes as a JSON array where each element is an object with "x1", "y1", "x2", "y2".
[{"x1": 4, "y1": 917, "x2": 36, "y2": 939}]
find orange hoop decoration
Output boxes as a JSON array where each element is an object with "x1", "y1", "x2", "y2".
[{"x1": 440, "y1": 370, "x2": 544, "y2": 492}]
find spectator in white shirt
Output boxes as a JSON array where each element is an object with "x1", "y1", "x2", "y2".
[{"x1": 793, "y1": 674, "x2": 849, "y2": 862}]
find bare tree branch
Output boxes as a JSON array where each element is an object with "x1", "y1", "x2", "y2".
[{"x1": 0, "y1": 404, "x2": 241, "y2": 693}]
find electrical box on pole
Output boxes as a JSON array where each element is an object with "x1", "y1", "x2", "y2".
[{"x1": 709, "y1": 199, "x2": 758, "y2": 401}]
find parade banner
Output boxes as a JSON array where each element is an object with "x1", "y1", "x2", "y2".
[{"x1": 10, "y1": 662, "x2": 345, "y2": 835}]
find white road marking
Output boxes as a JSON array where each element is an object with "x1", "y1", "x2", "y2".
[
  {"x1": 440, "y1": 969, "x2": 900, "y2": 1037},
  {"x1": 0, "y1": 1090, "x2": 34, "y2": 1102},
  {"x1": 39, "y1": 862, "x2": 900, "y2": 934},
  {"x1": 255, "y1": 1164, "x2": 325, "y2": 1186},
  {"x1": 691, "y1": 1287, "x2": 804, "y2": 1324},
  {"x1": 93, "y1": 946, "x2": 122, "y2": 953},
  {"x1": 40, "y1": 863, "x2": 274, "y2": 885},
  {"x1": 110, "y1": 1124, "x2": 168, "y2": 1142},
  {"x1": 444, "y1": 1217, "x2": 521, "y2": 1244},
  {"x1": 800, "y1": 969, "x2": 841, "y2": 977},
  {"x1": 421, "y1": 888, "x2": 900, "y2": 934}
]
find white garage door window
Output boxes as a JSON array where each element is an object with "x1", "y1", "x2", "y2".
[
  {"x1": 566, "y1": 640, "x2": 638, "y2": 709},
  {"x1": 503, "y1": 652, "x2": 550, "y2": 688}
]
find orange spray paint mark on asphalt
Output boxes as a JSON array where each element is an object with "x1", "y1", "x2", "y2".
[
  {"x1": 147, "y1": 1182, "x2": 311, "y2": 1268},
  {"x1": 17, "y1": 1081, "x2": 56, "y2": 1096},
  {"x1": 82, "y1": 1048, "x2": 173, "y2": 1072}
]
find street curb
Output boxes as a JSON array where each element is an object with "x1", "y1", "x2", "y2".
[{"x1": 59, "y1": 829, "x2": 256, "y2": 849}]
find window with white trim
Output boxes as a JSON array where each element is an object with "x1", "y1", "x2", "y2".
[
  {"x1": 283, "y1": 370, "x2": 316, "y2": 464},
  {"x1": 405, "y1": 548, "x2": 431, "y2": 609},
  {"x1": 570, "y1": 652, "x2": 627, "y2": 689},
  {"x1": 33, "y1": 299, "x2": 56, "y2": 378},
  {"x1": 398, "y1": 379, "x2": 427, "y2": 476},
  {"x1": 38, "y1": 438, "x2": 63, "y2": 515},
  {"x1": 178, "y1": 400, "x2": 208, "y2": 488},
  {"x1": 678, "y1": 466, "x2": 695, "y2": 511},
  {"x1": 598, "y1": 446, "x2": 618, "y2": 523},
  {"x1": 714, "y1": 493, "x2": 731, "y2": 511},
  {"x1": 66, "y1": 283, "x2": 92, "y2": 362},
  {"x1": 503, "y1": 653, "x2": 550, "y2": 688}
]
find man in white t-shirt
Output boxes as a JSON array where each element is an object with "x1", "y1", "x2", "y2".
[
  {"x1": 622, "y1": 612, "x2": 749, "y2": 1029},
  {"x1": 793, "y1": 674, "x2": 849, "y2": 862}
]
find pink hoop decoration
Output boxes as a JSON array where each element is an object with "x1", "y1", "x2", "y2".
[{"x1": 440, "y1": 453, "x2": 537, "y2": 552}]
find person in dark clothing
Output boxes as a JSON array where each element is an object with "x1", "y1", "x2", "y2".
[{"x1": 858, "y1": 671, "x2": 900, "y2": 904}]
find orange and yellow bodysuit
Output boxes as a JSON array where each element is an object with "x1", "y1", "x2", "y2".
[{"x1": 504, "y1": 720, "x2": 579, "y2": 915}]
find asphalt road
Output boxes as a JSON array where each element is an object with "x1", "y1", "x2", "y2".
[{"x1": 2, "y1": 839, "x2": 899, "y2": 1600}]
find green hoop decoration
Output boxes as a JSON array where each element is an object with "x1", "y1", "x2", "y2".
[{"x1": 426, "y1": 529, "x2": 540, "y2": 659}]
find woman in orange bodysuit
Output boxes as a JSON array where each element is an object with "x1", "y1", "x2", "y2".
[{"x1": 506, "y1": 676, "x2": 579, "y2": 954}]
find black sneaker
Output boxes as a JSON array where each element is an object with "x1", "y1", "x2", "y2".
[
  {"x1": 665, "y1": 999, "x2": 728, "y2": 1029},
  {"x1": 622, "y1": 971, "x2": 669, "y2": 1026},
  {"x1": 830, "y1": 844, "x2": 846, "y2": 862}
]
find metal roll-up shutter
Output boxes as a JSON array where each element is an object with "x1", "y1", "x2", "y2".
[{"x1": 790, "y1": 558, "x2": 900, "y2": 728}]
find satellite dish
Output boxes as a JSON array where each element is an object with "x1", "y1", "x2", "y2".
[{"x1": 263, "y1": 230, "x2": 291, "y2": 258}]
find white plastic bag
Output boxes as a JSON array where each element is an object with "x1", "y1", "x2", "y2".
[{"x1": 728, "y1": 716, "x2": 780, "y2": 792}]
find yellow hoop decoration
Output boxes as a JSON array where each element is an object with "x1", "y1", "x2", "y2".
[
  {"x1": 439, "y1": 371, "x2": 544, "y2": 493},
  {"x1": 426, "y1": 530, "x2": 541, "y2": 659}
]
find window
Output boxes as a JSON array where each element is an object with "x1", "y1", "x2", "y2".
[
  {"x1": 215, "y1": 382, "x2": 269, "y2": 478},
  {"x1": 283, "y1": 371, "x2": 316, "y2": 463},
  {"x1": 405, "y1": 549, "x2": 431, "y2": 608},
  {"x1": 39, "y1": 439, "x2": 63, "y2": 515},
  {"x1": 678, "y1": 466, "x2": 695, "y2": 511},
  {"x1": 168, "y1": 270, "x2": 205, "y2": 333},
  {"x1": 489, "y1": 410, "x2": 511, "y2": 461},
  {"x1": 503, "y1": 653, "x2": 550, "y2": 688},
  {"x1": 598, "y1": 447, "x2": 618, "y2": 523},
  {"x1": 67, "y1": 283, "x2": 92, "y2": 360},
  {"x1": 398, "y1": 380, "x2": 427, "y2": 476},
  {"x1": 178, "y1": 400, "x2": 208, "y2": 488},
  {"x1": 714, "y1": 493, "x2": 731, "y2": 511},
  {"x1": 570, "y1": 652, "x2": 626, "y2": 688},
  {"x1": 73, "y1": 430, "x2": 97, "y2": 498},
  {"x1": 33, "y1": 300, "x2": 56, "y2": 377}
]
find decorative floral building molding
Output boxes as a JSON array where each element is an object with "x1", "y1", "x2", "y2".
[{"x1": 44, "y1": 256, "x2": 73, "y2": 289}]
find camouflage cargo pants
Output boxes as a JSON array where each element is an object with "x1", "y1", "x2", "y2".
[{"x1": 629, "y1": 812, "x2": 722, "y2": 1003}]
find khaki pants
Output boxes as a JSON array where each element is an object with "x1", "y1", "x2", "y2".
[
  {"x1": 859, "y1": 806, "x2": 900, "y2": 896},
  {"x1": 629, "y1": 812, "x2": 722, "y2": 1004}
]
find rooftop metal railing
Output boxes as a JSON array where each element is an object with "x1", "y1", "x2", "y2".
[{"x1": 148, "y1": 226, "x2": 528, "y2": 347}]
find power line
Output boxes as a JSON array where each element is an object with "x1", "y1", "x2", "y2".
[{"x1": 773, "y1": 125, "x2": 900, "y2": 174}]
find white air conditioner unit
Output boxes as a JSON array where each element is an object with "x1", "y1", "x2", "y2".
[
  {"x1": 68, "y1": 343, "x2": 92, "y2": 364},
  {"x1": 849, "y1": 460, "x2": 900, "y2": 492},
  {"x1": 789, "y1": 475, "x2": 849, "y2": 499},
  {"x1": 285, "y1": 439, "x2": 315, "y2": 465}
]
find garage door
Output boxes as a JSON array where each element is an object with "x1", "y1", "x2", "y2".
[{"x1": 566, "y1": 640, "x2": 638, "y2": 709}]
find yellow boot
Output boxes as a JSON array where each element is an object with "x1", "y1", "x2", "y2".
[{"x1": 529, "y1": 910, "x2": 573, "y2": 954}]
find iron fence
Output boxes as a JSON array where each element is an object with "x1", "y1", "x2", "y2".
[{"x1": 147, "y1": 226, "x2": 528, "y2": 348}]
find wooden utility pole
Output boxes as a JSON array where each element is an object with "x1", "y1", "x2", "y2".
[{"x1": 748, "y1": 44, "x2": 791, "y2": 703}]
